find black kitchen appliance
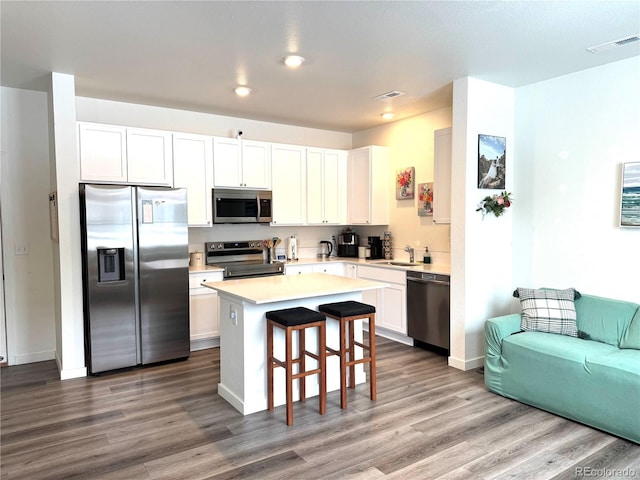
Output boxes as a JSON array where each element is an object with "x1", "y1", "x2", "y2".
[
  {"x1": 368, "y1": 236, "x2": 383, "y2": 259},
  {"x1": 337, "y1": 232, "x2": 359, "y2": 257}
]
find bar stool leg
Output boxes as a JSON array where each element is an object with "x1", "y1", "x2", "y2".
[
  {"x1": 285, "y1": 326, "x2": 293, "y2": 426},
  {"x1": 348, "y1": 318, "x2": 356, "y2": 389},
  {"x1": 319, "y1": 322, "x2": 327, "y2": 415},
  {"x1": 339, "y1": 318, "x2": 348, "y2": 409},
  {"x1": 267, "y1": 320, "x2": 274, "y2": 411},
  {"x1": 299, "y1": 328, "x2": 306, "y2": 402},
  {"x1": 368, "y1": 313, "x2": 377, "y2": 401}
]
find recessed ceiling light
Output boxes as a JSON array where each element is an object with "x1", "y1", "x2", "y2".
[
  {"x1": 284, "y1": 55, "x2": 305, "y2": 68},
  {"x1": 380, "y1": 112, "x2": 395, "y2": 120},
  {"x1": 234, "y1": 86, "x2": 252, "y2": 97}
]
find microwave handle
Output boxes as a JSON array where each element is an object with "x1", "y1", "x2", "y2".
[{"x1": 256, "y1": 194, "x2": 261, "y2": 221}]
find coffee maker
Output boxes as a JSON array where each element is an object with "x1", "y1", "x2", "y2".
[
  {"x1": 337, "y1": 232, "x2": 359, "y2": 257},
  {"x1": 368, "y1": 236, "x2": 383, "y2": 259}
]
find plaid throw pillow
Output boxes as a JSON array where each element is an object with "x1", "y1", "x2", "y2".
[{"x1": 515, "y1": 288, "x2": 579, "y2": 337}]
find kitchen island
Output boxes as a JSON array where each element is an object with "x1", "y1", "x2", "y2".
[{"x1": 202, "y1": 273, "x2": 387, "y2": 415}]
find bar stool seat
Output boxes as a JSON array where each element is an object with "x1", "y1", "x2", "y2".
[
  {"x1": 318, "y1": 300, "x2": 376, "y2": 409},
  {"x1": 266, "y1": 307, "x2": 327, "y2": 426}
]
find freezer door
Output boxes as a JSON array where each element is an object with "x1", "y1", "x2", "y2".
[
  {"x1": 137, "y1": 187, "x2": 190, "y2": 364},
  {"x1": 81, "y1": 184, "x2": 137, "y2": 373}
]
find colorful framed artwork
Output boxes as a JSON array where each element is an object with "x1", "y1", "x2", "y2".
[
  {"x1": 478, "y1": 134, "x2": 506, "y2": 189},
  {"x1": 396, "y1": 167, "x2": 414, "y2": 199},
  {"x1": 620, "y1": 162, "x2": 640, "y2": 227},
  {"x1": 418, "y1": 182, "x2": 433, "y2": 216}
]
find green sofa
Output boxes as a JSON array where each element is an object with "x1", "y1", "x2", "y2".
[{"x1": 485, "y1": 293, "x2": 640, "y2": 444}]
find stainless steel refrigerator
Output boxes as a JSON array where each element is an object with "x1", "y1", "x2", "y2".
[{"x1": 80, "y1": 184, "x2": 190, "y2": 374}]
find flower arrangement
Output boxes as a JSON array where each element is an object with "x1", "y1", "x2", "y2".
[
  {"x1": 476, "y1": 191, "x2": 513, "y2": 218},
  {"x1": 397, "y1": 169, "x2": 412, "y2": 188},
  {"x1": 396, "y1": 167, "x2": 415, "y2": 199}
]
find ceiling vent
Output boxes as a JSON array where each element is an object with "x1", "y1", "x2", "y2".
[
  {"x1": 586, "y1": 34, "x2": 640, "y2": 53},
  {"x1": 373, "y1": 90, "x2": 405, "y2": 101}
]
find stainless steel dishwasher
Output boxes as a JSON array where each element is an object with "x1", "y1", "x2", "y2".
[{"x1": 407, "y1": 271, "x2": 450, "y2": 354}]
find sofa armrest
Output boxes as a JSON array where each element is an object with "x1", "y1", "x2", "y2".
[
  {"x1": 484, "y1": 313, "x2": 522, "y2": 393},
  {"x1": 485, "y1": 313, "x2": 522, "y2": 358}
]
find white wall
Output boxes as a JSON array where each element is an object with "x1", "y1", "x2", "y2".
[
  {"x1": 0, "y1": 87, "x2": 57, "y2": 364},
  {"x1": 450, "y1": 78, "x2": 515, "y2": 370},
  {"x1": 513, "y1": 57, "x2": 640, "y2": 303},
  {"x1": 352, "y1": 107, "x2": 452, "y2": 263},
  {"x1": 75, "y1": 97, "x2": 352, "y2": 150}
]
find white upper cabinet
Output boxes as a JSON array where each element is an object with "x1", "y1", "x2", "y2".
[
  {"x1": 78, "y1": 122, "x2": 173, "y2": 186},
  {"x1": 78, "y1": 123, "x2": 127, "y2": 182},
  {"x1": 213, "y1": 137, "x2": 271, "y2": 189},
  {"x1": 433, "y1": 128, "x2": 452, "y2": 224},
  {"x1": 271, "y1": 143, "x2": 306, "y2": 225},
  {"x1": 306, "y1": 148, "x2": 347, "y2": 225},
  {"x1": 173, "y1": 133, "x2": 214, "y2": 227},
  {"x1": 126, "y1": 128, "x2": 173, "y2": 185},
  {"x1": 348, "y1": 146, "x2": 389, "y2": 225}
]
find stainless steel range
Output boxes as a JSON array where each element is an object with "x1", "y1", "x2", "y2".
[{"x1": 205, "y1": 240, "x2": 284, "y2": 279}]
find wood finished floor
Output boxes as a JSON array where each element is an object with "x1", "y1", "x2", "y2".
[{"x1": 2, "y1": 338, "x2": 639, "y2": 480}]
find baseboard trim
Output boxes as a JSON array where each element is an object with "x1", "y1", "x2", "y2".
[
  {"x1": 14, "y1": 350, "x2": 55, "y2": 365},
  {"x1": 190, "y1": 337, "x2": 220, "y2": 351},
  {"x1": 448, "y1": 355, "x2": 484, "y2": 371}
]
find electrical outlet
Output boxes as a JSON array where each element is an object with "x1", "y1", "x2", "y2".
[
  {"x1": 230, "y1": 305, "x2": 237, "y2": 326},
  {"x1": 14, "y1": 243, "x2": 29, "y2": 255}
]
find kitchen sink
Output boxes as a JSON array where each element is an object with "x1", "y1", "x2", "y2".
[{"x1": 376, "y1": 261, "x2": 421, "y2": 267}]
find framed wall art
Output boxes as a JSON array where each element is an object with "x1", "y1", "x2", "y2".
[
  {"x1": 396, "y1": 167, "x2": 414, "y2": 199},
  {"x1": 418, "y1": 182, "x2": 433, "y2": 216},
  {"x1": 620, "y1": 161, "x2": 640, "y2": 227},
  {"x1": 478, "y1": 134, "x2": 506, "y2": 189}
]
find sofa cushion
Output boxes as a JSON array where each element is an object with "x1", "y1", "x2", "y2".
[
  {"x1": 574, "y1": 294, "x2": 639, "y2": 347},
  {"x1": 620, "y1": 308, "x2": 640, "y2": 350},
  {"x1": 515, "y1": 287, "x2": 578, "y2": 337}
]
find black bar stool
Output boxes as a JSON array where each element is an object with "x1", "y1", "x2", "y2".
[
  {"x1": 266, "y1": 307, "x2": 327, "y2": 426},
  {"x1": 318, "y1": 301, "x2": 376, "y2": 409}
]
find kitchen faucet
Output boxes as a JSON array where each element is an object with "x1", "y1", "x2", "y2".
[{"x1": 404, "y1": 245, "x2": 414, "y2": 263}]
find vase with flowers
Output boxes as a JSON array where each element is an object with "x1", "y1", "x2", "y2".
[{"x1": 476, "y1": 191, "x2": 513, "y2": 218}]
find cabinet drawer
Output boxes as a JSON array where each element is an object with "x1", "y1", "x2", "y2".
[
  {"x1": 357, "y1": 265, "x2": 405, "y2": 285},
  {"x1": 189, "y1": 272, "x2": 223, "y2": 288}
]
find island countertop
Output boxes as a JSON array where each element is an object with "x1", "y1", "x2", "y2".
[{"x1": 203, "y1": 272, "x2": 387, "y2": 305}]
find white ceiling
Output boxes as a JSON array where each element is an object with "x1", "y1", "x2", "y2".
[{"x1": 2, "y1": 1, "x2": 639, "y2": 132}]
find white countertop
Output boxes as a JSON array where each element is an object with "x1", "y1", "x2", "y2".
[
  {"x1": 283, "y1": 257, "x2": 451, "y2": 276},
  {"x1": 203, "y1": 272, "x2": 387, "y2": 305},
  {"x1": 190, "y1": 257, "x2": 450, "y2": 276}
]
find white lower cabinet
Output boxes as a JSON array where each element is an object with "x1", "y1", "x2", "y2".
[
  {"x1": 356, "y1": 265, "x2": 407, "y2": 335},
  {"x1": 284, "y1": 262, "x2": 345, "y2": 276},
  {"x1": 189, "y1": 271, "x2": 223, "y2": 350}
]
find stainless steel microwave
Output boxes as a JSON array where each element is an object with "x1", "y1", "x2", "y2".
[{"x1": 212, "y1": 188, "x2": 272, "y2": 224}]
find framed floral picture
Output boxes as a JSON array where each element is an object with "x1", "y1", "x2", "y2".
[
  {"x1": 620, "y1": 161, "x2": 640, "y2": 227},
  {"x1": 418, "y1": 182, "x2": 433, "y2": 216},
  {"x1": 478, "y1": 134, "x2": 506, "y2": 189},
  {"x1": 396, "y1": 167, "x2": 414, "y2": 199}
]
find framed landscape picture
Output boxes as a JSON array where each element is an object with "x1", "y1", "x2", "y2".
[
  {"x1": 478, "y1": 134, "x2": 506, "y2": 189},
  {"x1": 620, "y1": 162, "x2": 640, "y2": 227}
]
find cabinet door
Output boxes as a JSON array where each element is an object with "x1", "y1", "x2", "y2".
[
  {"x1": 213, "y1": 137, "x2": 242, "y2": 187},
  {"x1": 271, "y1": 144, "x2": 306, "y2": 225},
  {"x1": 348, "y1": 147, "x2": 372, "y2": 224},
  {"x1": 241, "y1": 140, "x2": 271, "y2": 189},
  {"x1": 306, "y1": 148, "x2": 324, "y2": 224},
  {"x1": 380, "y1": 284, "x2": 407, "y2": 334},
  {"x1": 173, "y1": 133, "x2": 213, "y2": 226},
  {"x1": 126, "y1": 128, "x2": 173, "y2": 185},
  {"x1": 433, "y1": 128, "x2": 452, "y2": 224},
  {"x1": 78, "y1": 123, "x2": 127, "y2": 182},
  {"x1": 189, "y1": 290, "x2": 220, "y2": 341},
  {"x1": 322, "y1": 149, "x2": 347, "y2": 224}
]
